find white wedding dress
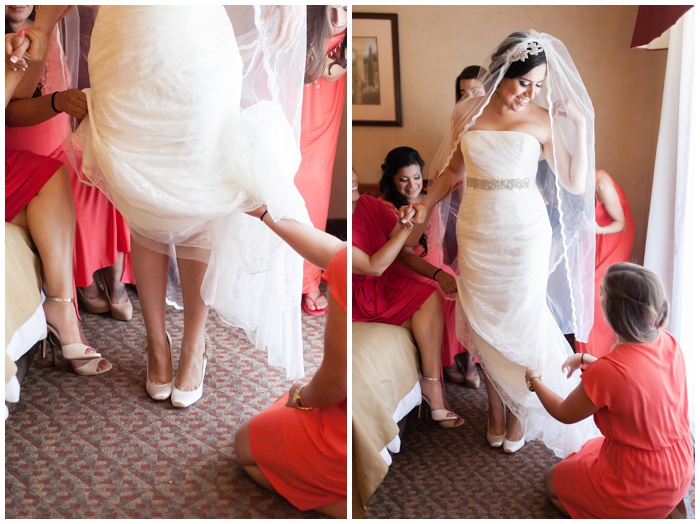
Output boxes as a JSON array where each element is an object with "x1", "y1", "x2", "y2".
[
  {"x1": 455, "y1": 130, "x2": 599, "y2": 457},
  {"x1": 76, "y1": 6, "x2": 309, "y2": 379}
]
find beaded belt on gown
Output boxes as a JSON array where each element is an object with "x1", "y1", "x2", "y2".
[{"x1": 466, "y1": 176, "x2": 530, "y2": 191}]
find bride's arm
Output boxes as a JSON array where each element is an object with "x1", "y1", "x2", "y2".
[
  {"x1": 405, "y1": 146, "x2": 465, "y2": 247},
  {"x1": 543, "y1": 100, "x2": 588, "y2": 195}
]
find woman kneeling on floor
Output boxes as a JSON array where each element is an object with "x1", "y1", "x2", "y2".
[{"x1": 525, "y1": 262, "x2": 693, "y2": 518}]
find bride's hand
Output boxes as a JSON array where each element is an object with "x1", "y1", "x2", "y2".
[
  {"x1": 264, "y1": 5, "x2": 304, "y2": 53},
  {"x1": 552, "y1": 99, "x2": 586, "y2": 127},
  {"x1": 411, "y1": 203, "x2": 428, "y2": 225}
]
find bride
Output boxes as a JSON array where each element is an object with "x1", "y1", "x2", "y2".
[
  {"x1": 414, "y1": 30, "x2": 600, "y2": 457},
  {"x1": 31, "y1": 5, "x2": 309, "y2": 408}
]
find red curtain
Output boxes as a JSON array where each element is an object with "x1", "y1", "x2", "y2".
[{"x1": 630, "y1": 5, "x2": 693, "y2": 49}]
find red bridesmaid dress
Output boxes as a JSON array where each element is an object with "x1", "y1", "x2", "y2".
[
  {"x1": 4, "y1": 27, "x2": 134, "y2": 288},
  {"x1": 352, "y1": 195, "x2": 435, "y2": 325}
]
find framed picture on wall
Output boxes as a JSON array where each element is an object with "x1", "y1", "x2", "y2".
[{"x1": 352, "y1": 13, "x2": 402, "y2": 126}]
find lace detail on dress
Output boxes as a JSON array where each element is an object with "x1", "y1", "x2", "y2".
[{"x1": 466, "y1": 176, "x2": 530, "y2": 191}]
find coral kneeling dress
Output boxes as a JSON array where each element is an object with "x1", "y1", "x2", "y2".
[
  {"x1": 249, "y1": 247, "x2": 347, "y2": 511},
  {"x1": 554, "y1": 330, "x2": 693, "y2": 518}
]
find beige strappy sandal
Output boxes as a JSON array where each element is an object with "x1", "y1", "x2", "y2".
[{"x1": 43, "y1": 296, "x2": 101, "y2": 361}]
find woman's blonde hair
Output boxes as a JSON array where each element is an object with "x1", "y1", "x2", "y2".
[{"x1": 601, "y1": 262, "x2": 669, "y2": 343}]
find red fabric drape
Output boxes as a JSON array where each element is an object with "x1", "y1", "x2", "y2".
[{"x1": 631, "y1": 5, "x2": 693, "y2": 49}]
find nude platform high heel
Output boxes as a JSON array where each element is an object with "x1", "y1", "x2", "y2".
[{"x1": 100, "y1": 273, "x2": 133, "y2": 322}]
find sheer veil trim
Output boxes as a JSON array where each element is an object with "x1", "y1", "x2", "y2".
[{"x1": 432, "y1": 29, "x2": 596, "y2": 342}]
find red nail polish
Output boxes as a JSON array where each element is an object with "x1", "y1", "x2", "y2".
[{"x1": 18, "y1": 29, "x2": 25, "y2": 37}]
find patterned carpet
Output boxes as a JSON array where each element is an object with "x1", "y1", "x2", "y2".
[
  {"x1": 5, "y1": 286, "x2": 329, "y2": 519},
  {"x1": 364, "y1": 375, "x2": 696, "y2": 519}
]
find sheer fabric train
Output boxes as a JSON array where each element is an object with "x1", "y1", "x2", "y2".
[{"x1": 71, "y1": 6, "x2": 309, "y2": 378}]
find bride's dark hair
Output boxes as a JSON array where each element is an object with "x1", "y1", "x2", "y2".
[
  {"x1": 379, "y1": 147, "x2": 428, "y2": 256},
  {"x1": 490, "y1": 30, "x2": 547, "y2": 79}
]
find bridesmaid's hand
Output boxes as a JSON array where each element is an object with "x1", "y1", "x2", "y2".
[
  {"x1": 54, "y1": 89, "x2": 88, "y2": 119},
  {"x1": 398, "y1": 204, "x2": 416, "y2": 229},
  {"x1": 525, "y1": 368, "x2": 542, "y2": 382},
  {"x1": 435, "y1": 270, "x2": 457, "y2": 294},
  {"x1": 5, "y1": 32, "x2": 29, "y2": 71},
  {"x1": 561, "y1": 354, "x2": 582, "y2": 378},
  {"x1": 285, "y1": 382, "x2": 303, "y2": 408},
  {"x1": 245, "y1": 204, "x2": 268, "y2": 220}
]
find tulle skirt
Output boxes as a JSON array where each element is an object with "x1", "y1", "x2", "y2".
[{"x1": 77, "y1": 5, "x2": 309, "y2": 378}]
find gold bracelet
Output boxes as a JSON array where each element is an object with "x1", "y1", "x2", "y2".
[
  {"x1": 527, "y1": 374, "x2": 542, "y2": 392},
  {"x1": 294, "y1": 385, "x2": 312, "y2": 410}
]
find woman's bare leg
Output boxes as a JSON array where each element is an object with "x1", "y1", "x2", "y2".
[
  {"x1": 131, "y1": 238, "x2": 171, "y2": 383},
  {"x1": 545, "y1": 466, "x2": 570, "y2": 516},
  {"x1": 100, "y1": 253, "x2": 129, "y2": 304},
  {"x1": 484, "y1": 375, "x2": 505, "y2": 436},
  {"x1": 173, "y1": 252, "x2": 209, "y2": 391},
  {"x1": 235, "y1": 420, "x2": 346, "y2": 518},
  {"x1": 235, "y1": 420, "x2": 277, "y2": 492},
  {"x1": 14, "y1": 166, "x2": 106, "y2": 370},
  {"x1": 315, "y1": 502, "x2": 347, "y2": 519},
  {"x1": 405, "y1": 291, "x2": 446, "y2": 410}
]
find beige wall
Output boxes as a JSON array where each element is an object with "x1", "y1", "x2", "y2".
[{"x1": 352, "y1": 5, "x2": 667, "y2": 261}]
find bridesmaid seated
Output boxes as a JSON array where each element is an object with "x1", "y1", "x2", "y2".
[
  {"x1": 5, "y1": 4, "x2": 134, "y2": 323},
  {"x1": 235, "y1": 208, "x2": 347, "y2": 518},
  {"x1": 351, "y1": 168, "x2": 464, "y2": 429},
  {"x1": 525, "y1": 263, "x2": 693, "y2": 518},
  {"x1": 378, "y1": 146, "x2": 480, "y2": 388},
  {"x1": 5, "y1": 28, "x2": 109, "y2": 376}
]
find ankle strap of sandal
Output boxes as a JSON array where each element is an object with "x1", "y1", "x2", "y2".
[
  {"x1": 421, "y1": 376, "x2": 440, "y2": 381},
  {"x1": 45, "y1": 296, "x2": 74, "y2": 304}
]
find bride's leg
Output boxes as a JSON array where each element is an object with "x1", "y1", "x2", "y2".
[
  {"x1": 484, "y1": 375, "x2": 506, "y2": 436},
  {"x1": 406, "y1": 291, "x2": 446, "y2": 410},
  {"x1": 131, "y1": 238, "x2": 171, "y2": 384},
  {"x1": 506, "y1": 406, "x2": 526, "y2": 442},
  {"x1": 173, "y1": 252, "x2": 209, "y2": 392}
]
